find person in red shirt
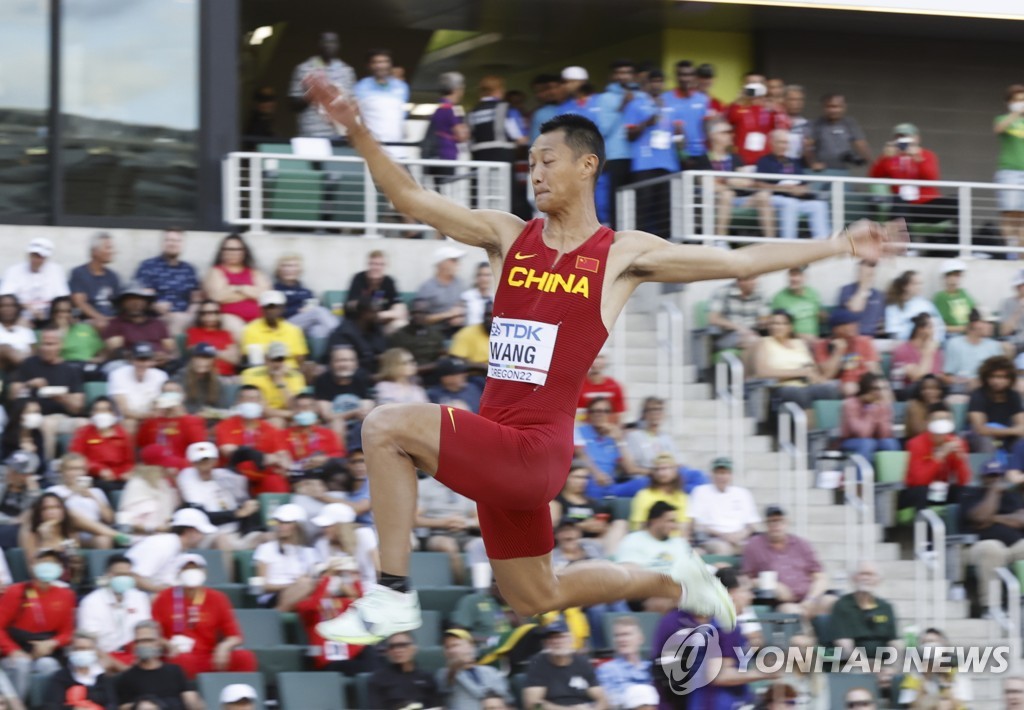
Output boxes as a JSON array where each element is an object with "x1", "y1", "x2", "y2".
[
  {"x1": 215, "y1": 385, "x2": 290, "y2": 494},
  {"x1": 902, "y1": 404, "x2": 971, "y2": 511},
  {"x1": 185, "y1": 300, "x2": 240, "y2": 377},
  {"x1": 725, "y1": 71, "x2": 789, "y2": 165},
  {"x1": 294, "y1": 558, "x2": 370, "y2": 674},
  {"x1": 0, "y1": 549, "x2": 76, "y2": 698},
  {"x1": 151, "y1": 554, "x2": 256, "y2": 680},
  {"x1": 576, "y1": 352, "x2": 626, "y2": 422},
  {"x1": 284, "y1": 393, "x2": 344, "y2": 472},
  {"x1": 136, "y1": 387, "x2": 206, "y2": 464},
  {"x1": 869, "y1": 123, "x2": 958, "y2": 234},
  {"x1": 814, "y1": 309, "x2": 881, "y2": 396},
  {"x1": 70, "y1": 396, "x2": 134, "y2": 489}
]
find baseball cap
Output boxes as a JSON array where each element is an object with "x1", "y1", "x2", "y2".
[
  {"x1": 186, "y1": 441, "x2": 219, "y2": 463},
  {"x1": 132, "y1": 342, "x2": 156, "y2": 359},
  {"x1": 623, "y1": 685, "x2": 660, "y2": 709},
  {"x1": 312, "y1": 502, "x2": 356, "y2": 527},
  {"x1": 541, "y1": 619, "x2": 570, "y2": 637},
  {"x1": 829, "y1": 308, "x2": 860, "y2": 328},
  {"x1": 433, "y1": 245, "x2": 465, "y2": 265},
  {"x1": 561, "y1": 66, "x2": 588, "y2": 81},
  {"x1": 266, "y1": 341, "x2": 289, "y2": 360},
  {"x1": 982, "y1": 459, "x2": 1006, "y2": 477},
  {"x1": 436, "y1": 356, "x2": 468, "y2": 378},
  {"x1": 443, "y1": 628, "x2": 474, "y2": 643},
  {"x1": 170, "y1": 508, "x2": 217, "y2": 534},
  {"x1": 219, "y1": 684, "x2": 258, "y2": 704},
  {"x1": 27, "y1": 238, "x2": 54, "y2": 258},
  {"x1": 117, "y1": 284, "x2": 156, "y2": 302},
  {"x1": 5, "y1": 450, "x2": 39, "y2": 475},
  {"x1": 191, "y1": 342, "x2": 216, "y2": 358},
  {"x1": 259, "y1": 290, "x2": 286, "y2": 307},
  {"x1": 711, "y1": 456, "x2": 733, "y2": 470},
  {"x1": 175, "y1": 553, "x2": 208, "y2": 572},
  {"x1": 893, "y1": 122, "x2": 919, "y2": 136},
  {"x1": 940, "y1": 258, "x2": 967, "y2": 275},
  {"x1": 271, "y1": 503, "x2": 307, "y2": 523},
  {"x1": 765, "y1": 505, "x2": 786, "y2": 518}
]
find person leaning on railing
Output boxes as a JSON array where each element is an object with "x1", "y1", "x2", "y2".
[{"x1": 994, "y1": 84, "x2": 1024, "y2": 252}]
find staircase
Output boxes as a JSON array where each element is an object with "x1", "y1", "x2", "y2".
[{"x1": 610, "y1": 304, "x2": 1009, "y2": 707}]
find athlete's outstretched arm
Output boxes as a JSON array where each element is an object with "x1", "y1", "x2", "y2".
[
  {"x1": 626, "y1": 219, "x2": 905, "y2": 284},
  {"x1": 304, "y1": 75, "x2": 523, "y2": 251}
]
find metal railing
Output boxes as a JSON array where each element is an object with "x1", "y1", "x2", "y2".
[
  {"x1": 715, "y1": 351, "x2": 744, "y2": 483},
  {"x1": 843, "y1": 453, "x2": 876, "y2": 564},
  {"x1": 657, "y1": 299, "x2": 686, "y2": 425},
  {"x1": 914, "y1": 508, "x2": 947, "y2": 632},
  {"x1": 777, "y1": 402, "x2": 809, "y2": 538},
  {"x1": 223, "y1": 152, "x2": 510, "y2": 234},
  {"x1": 615, "y1": 169, "x2": 1024, "y2": 256},
  {"x1": 989, "y1": 566, "x2": 1022, "y2": 675}
]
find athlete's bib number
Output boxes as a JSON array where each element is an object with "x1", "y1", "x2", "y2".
[{"x1": 488, "y1": 317, "x2": 559, "y2": 386}]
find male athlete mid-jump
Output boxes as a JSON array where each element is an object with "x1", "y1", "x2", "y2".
[{"x1": 304, "y1": 75, "x2": 901, "y2": 644}]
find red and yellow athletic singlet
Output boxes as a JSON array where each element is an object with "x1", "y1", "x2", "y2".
[{"x1": 435, "y1": 219, "x2": 615, "y2": 559}]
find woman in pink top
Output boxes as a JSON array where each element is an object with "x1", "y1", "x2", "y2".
[
  {"x1": 202, "y1": 234, "x2": 270, "y2": 338},
  {"x1": 890, "y1": 312, "x2": 944, "y2": 396},
  {"x1": 841, "y1": 372, "x2": 900, "y2": 460}
]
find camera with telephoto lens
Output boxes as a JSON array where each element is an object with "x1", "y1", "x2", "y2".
[{"x1": 896, "y1": 137, "x2": 913, "y2": 152}]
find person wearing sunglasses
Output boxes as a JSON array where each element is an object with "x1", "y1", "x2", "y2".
[{"x1": 368, "y1": 632, "x2": 441, "y2": 710}]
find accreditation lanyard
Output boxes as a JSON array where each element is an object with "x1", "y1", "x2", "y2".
[{"x1": 171, "y1": 587, "x2": 205, "y2": 635}]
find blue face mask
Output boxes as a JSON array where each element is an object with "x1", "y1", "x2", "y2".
[
  {"x1": 68, "y1": 650, "x2": 97, "y2": 669},
  {"x1": 33, "y1": 562, "x2": 62, "y2": 583},
  {"x1": 110, "y1": 575, "x2": 136, "y2": 595},
  {"x1": 293, "y1": 410, "x2": 317, "y2": 427}
]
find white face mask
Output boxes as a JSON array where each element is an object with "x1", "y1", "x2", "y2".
[
  {"x1": 179, "y1": 569, "x2": 206, "y2": 588},
  {"x1": 237, "y1": 402, "x2": 263, "y2": 420},
  {"x1": 1010, "y1": 101, "x2": 1024, "y2": 114},
  {"x1": 92, "y1": 412, "x2": 117, "y2": 430},
  {"x1": 21, "y1": 413, "x2": 43, "y2": 430},
  {"x1": 928, "y1": 418, "x2": 955, "y2": 436}
]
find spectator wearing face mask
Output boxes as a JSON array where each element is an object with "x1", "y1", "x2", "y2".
[
  {"x1": 43, "y1": 630, "x2": 117, "y2": 710},
  {"x1": 69, "y1": 397, "x2": 134, "y2": 490},
  {"x1": 214, "y1": 386, "x2": 287, "y2": 465},
  {"x1": 115, "y1": 620, "x2": 200, "y2": 710},
  {"x1": 77, "y1": 554, "x2": 152, "y2": 672},
  {"x1": 901, "y1": 404, "x2": 970, "y2": 510}
]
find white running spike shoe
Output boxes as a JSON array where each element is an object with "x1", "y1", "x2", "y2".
[
  {"x1": 672, "y1": 550, "x2": 737, "y2": 631},
  {"x1": 316, "y1": 586, "x2": 422, "y2": 644}
]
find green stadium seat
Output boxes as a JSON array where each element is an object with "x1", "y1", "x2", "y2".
[
  {"x1": 414, "y1": 646, "x2": 447, "y2": 674},
  {"x1": 280, "y1": 612, "x2": 308, "y2": 645},
  {"x1": 258, "y1": 144, "x2": 325, "y2": 223},
  {"x1": 419, "y1": 586, "x2": 472, "y2": 615},
  {"x1": 5, "y1": 548, "x2": 28, "y2": 582},
  {"x1": 84, "y1": 381, "x2": 108, "y2": 406},
  {"x1": 322, "y1": 290, "x2": 348, "y2": 315},
  {"x1": 351, "y1": 673, "x2": 373, "y2": 710},
  {"x1": 702, "y1": 554, "x2": 741, "y2": 568},
  {"x1": 212, "y1": 584, "x2": 247, "y2": 608},
  {"x1": 411, "y1": 609, "x2": 442, "y2": 648},
  {"x1": 278, "y1": 671, "x2": 347, "y2": 710},
  {"x1": 235, "y1": 609, "x2": 285, "y2": 646},
  {"x1": 608, "y1": 497, "x2": 633, "y2": 522},
  {"x1": 235, "y1": 549, "x2": 255, "y2": 586},
  {"x1": 410, "y1": 551, "x2": 454, "y2": 586},
  {"x1": 308, "y1": 336, "x2": 329, "y2": 363},
  {"x1": 253, "y1": 645, "x2": 307, "y2": 682},
  {"x1": 812, "y1": 399, "x2": 842, "y2": 434},
  {"x1": 969, "y1": 452, "x2": 992, "y2": 479},
  {"x1": 29, "y1": 671, "x2": 56, "y2": 709},
  {"x1": 874, "y1": 451, "x2": 909, "y2": 484},
  {"x1": 951, "y1": 401, "x2": 968, "y2": 432},
  {"x1": 197, "y1": 672, "x2": 266, "y2": 710}
]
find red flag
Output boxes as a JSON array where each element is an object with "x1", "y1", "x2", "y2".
[{"x1": 576, "y1": 255, "x2": 600, "y2": 273}]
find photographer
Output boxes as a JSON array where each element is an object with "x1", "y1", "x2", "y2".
[
  {"x1": 806, "y1": 94, "x2": 872, "y2": 173},
  {"x1": 726, "y1": 71, "x2": 788, "y2": 164}
]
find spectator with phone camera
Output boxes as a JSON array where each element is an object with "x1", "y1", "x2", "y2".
[{"x1": 726, "y1": 71, "x2": 788, "y2": 164}]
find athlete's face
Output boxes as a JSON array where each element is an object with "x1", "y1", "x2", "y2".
[{"x1": 529, "y1": 131, "x2": 598, "y2": 214}]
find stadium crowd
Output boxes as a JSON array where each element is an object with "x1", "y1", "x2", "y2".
[{"x1": 1, "y1": 37, "x2": 1024, "y2": 710}]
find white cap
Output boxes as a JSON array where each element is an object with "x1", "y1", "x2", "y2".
[
  {"x1": 154, "y1": 391, "x2": 184, "y2": 409},
  {"x1": 186, "y1": 441, "x2": 219, "y2": 463},
  {"x1": 27, "y1": 238, "x2": 54, "y2": 258},
  {"x1": 259, "y1": 290, "x2": 287, "y2": 307},
  {"x1": 1013, "y1": 270, "x2": 1024, "y2": 287},
  {"x1": 562, "y1": 66, "x2": 588, "y2": 81},
  {"x1": 312, "y1": 503, "x2": 356, "y2": 527},
  {"x1": 433, "y1": 245, "x2": 465, "y2": 265},
  {"x1": 219, "y1": 684, "x2": 258, "y2": 704},
  {"x1": 940, "y1": 258, "x2": 967, "y2": 274},
  {"x1": 175, "y1": 553, "x2": 208, "y2": 572},
  {"x1": 170, "y1": 508, "x2": 217, "y2": 534},
  {"x1": 623, "y1": 684, "x2": 660, "y2": 709},
  {"x1": 271, "y1": 503, "x2": 307, "y2": 523}
]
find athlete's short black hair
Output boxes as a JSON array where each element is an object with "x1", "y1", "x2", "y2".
[
  {"x1": 609, "y1": 58, "x2": 635, "y2": 71},
  {"x1": 538, "y1": 114, "x2": 606, "y2": 180}
]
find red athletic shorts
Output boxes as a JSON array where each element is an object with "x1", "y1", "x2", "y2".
[{"x1": 434, "y1": 404, "x2": 575, "y2": 559}]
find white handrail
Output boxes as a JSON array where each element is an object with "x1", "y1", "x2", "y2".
[
  {"x1": 777, "y1": 402, "x2": 808, "y2": 538},
  {"x1": 843, "y1": 453, "x2": 876, "y2": 564},
  {"x1": 914, "y1": 508, "x2": 947, "y2": 632},
  {"x1": 989, "y1": 566, "x2": 1022, "y2": 675},
  {"x1": 657, "y1": 299, "x2": 685, "y2": 426},
  {"x1": 715, "y1": 351, "x2": 744, "y2": 483}
]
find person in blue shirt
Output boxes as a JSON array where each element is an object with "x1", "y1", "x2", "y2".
[
  {"x1": 528, "y1": 74, "x2": 564, "y2": 143},
  {"x1": 836, "y1": 259, "x2": 887, "y2": 336},
  {"x1": 594, "y1": 59, "x2": 646, "y2": 228},
  {"x1": 665, "y1": 60, "x2": 711, "y2": 162},
  {"x1": 755, "y1": 129, "x2": 830, "y2": 239},
  {"x1": 133, "y1": 228, "x2": 199, "y2": 337},
  {"x1": 625, "y1": 69, "x2": 680, "y2": 237}
]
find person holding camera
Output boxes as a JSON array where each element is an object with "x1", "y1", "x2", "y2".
[
  {"x1": 805, "y1": 94, "x2": 872, "y2": 173},
  {"x1": 869, "y1": 123, "x2": 958, "y2": 236},
  {"x1": 726, "y1": 71, "x2": 788, "y2": 164}
]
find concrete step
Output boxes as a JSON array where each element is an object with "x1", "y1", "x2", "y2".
[
  {"x1": 676, "y1": 434, "x2": 773, "y2": 453},
  {"x1": 744, "y1": 487, "x2": 835, "y2": 506},
  {"x1": 669, "y1": 417, "x2": 756, "y2": 437},
  {"x1": 816, "y1": 541, "x2": 902, "y2": 561},
  {"x1": 891, "y1": 598, "x2": 968, "y2": 620}
]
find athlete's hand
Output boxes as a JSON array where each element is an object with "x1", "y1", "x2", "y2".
[
  {"x1": 843, "y1": 219, "x2": 907, "y2": 262},
  {"x1": 303, "y1": 73, "x2": 361, "y2": 133}
]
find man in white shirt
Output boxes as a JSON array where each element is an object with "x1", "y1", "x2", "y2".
[
  {"x1": 0, "y1": 238, "x2": 69, "y2": 323},
  {"x1": 126, "y1": 508, "x2": 217, "y2": 592},
  {"x1": 616, "y1": 501, "x2": 693, "y2": 612},
  {"x1": 77, "y1": 554, "x2": 152, "y2": 672},
  {"x1": 288, "y1": 31, "x2": 357, "y2": 139},
  {"x1": 354, "y1": 49, "x2": 410, "y2": 159},
  {"x1": 107, "y1": 342, "x2": 168, "y2": 431},
  {"x1": 0, "y1": 294, "x2": 36, "y2": 373},
  {"x1": 688, "y1": 457, "x2": 761, "y2": 555},
  {"x1": 177, "y1": 442, "x2": 259, "y2": 545}
]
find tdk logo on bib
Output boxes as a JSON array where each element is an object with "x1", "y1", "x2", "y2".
[{"x1": 488, "y1": 316, "x2": 559, "y2": 386}]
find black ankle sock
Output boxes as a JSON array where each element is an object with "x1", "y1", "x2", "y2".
[{"x1": 380, "y1": 572, "x2": 409, "y2": 593}]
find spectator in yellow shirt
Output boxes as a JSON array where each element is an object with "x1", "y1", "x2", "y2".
[
  {"x1": 449, "y1": 301, "x2": 492, "y2": 376},
  {"x1": 240, "y1": 341, "x2": 306, "y2": 423},
  {"x1": 629, "y1": 453, "x2": 689, "y2": 535},
  {"x1": 240, "y1": 290, "x2": 309, "y2": 368}
]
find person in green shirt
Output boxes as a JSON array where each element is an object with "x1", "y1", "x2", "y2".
[
  {"x1": 995, "y1": 84, "x2": 1024, "y2": 251},
  {"x1": 829, "y1": 560, "x2": 899, "y2": 660},
  {"x1": 932, "y1": 259, "x2": 975, "y2": 335},
  {"x1": 770, "y1": 267, "x2": 821, "y2": 338},
  {"x1": 46, "y1": 295, "x2": 104, "y2": 363}
]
